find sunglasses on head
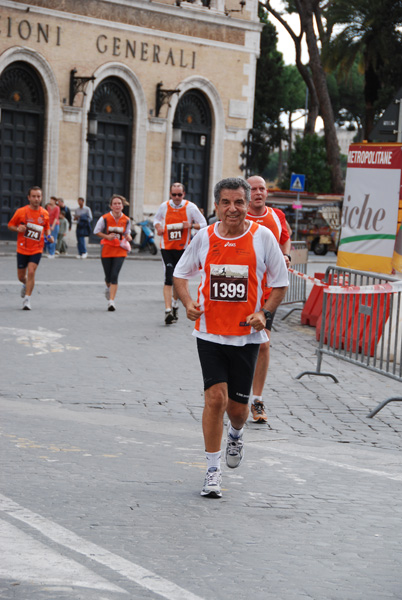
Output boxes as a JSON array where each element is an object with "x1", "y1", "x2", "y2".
[{"x1": 171, "y1": 193, "x2": 183, "y2": 197}]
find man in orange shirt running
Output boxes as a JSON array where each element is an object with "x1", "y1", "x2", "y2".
[
  {"x1": 8, "y1": 186, "x2": 52, "y2": 310},
  {"x1": 174, "y1": 177, "x2": 288, "y2": 498},
  {"x1": 246, "y1": 175, "x2": 291, "y2": 424},
  {"x1": 154, "y1": 182, "x2": 206, "y2": 324}
]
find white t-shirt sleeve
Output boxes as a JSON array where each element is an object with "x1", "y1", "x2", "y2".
[
  {"x1": 261, "y1": 227, "x2": 289, "y2": 288},
  {"x1": 188, "y1": 204, "x2": 207, "y2": 228},
  {"x1": 93, "y1": 216, "x2": 106, "y2": 235},
  {"x1": 173, "y1": 230, "x2": 204, "y2": 279},
  {"x1": 153, "y1": 202, "x2": 167, "y2": 226}
]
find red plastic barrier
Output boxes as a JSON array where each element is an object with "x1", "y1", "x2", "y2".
[
  {"x1": 301, "y1": 273, "x2": 326, "y2": 327},
  {"x1": 316, "y1": 291, "x2": 392, "y2": 356}
]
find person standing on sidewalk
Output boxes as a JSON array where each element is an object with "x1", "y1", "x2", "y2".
[
  {"x1": 46, "y1": 196, "x2": 60, "y2": 258},
  {"x1": 57, "y1": 198, "x2": 72, "y2": 231},
  {"x1": 94, "y1": 194, "x2": 132, "y2": 311},
  {"x1": 74, "y1": 197, "x2": 93, "y2": 258},
  {"x1": 173, "y1": 177, "x2": 288, "y2": 498},
  {"x1": 7, "y1": 186, "x2": 53, "y2": 310},
  {"x1": 246, "y1": 175, "x2": 292, "y2": 424},
  {"x1": 153, "y1": 182, "x2": 206, "y2": 325}
]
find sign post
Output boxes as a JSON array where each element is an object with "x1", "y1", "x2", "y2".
[{"x1": 290, "y1": 174, "x2": 305, "y2": 240}]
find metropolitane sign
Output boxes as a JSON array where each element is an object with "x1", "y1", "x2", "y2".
[{"x1": 337, "y1": 143, "x2": 402, "y2": 274}]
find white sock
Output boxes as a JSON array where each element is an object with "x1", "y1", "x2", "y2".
[
  {"x1": 252, "y1": 395, "x2": 262, "y2": 404},
  {"x1": 228, "y1": 424, "x2": 243, "y2": 439},
  {"x1": 165, "y1": 308, "x2": 171, "y2": 313},
  {"x1": 205, "y1": 450, "x2": 221, "y2": 470},
  {"x1": 172, "y1": 299, "x2": 179, "y2": 308}
]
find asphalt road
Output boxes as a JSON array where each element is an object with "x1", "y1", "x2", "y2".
[{"x1": 1, "y1": 254, "x2": 402, "y2": 600}]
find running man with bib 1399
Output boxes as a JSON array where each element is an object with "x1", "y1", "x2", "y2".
[{"x1": 173, "y1": 177, "x2": 288, "y2": 498}]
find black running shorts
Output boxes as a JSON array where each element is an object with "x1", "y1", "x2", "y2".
[
  {"x1": 17, "y1": 253, "x2": 42, "y2": 269},
  {"x1": 161, "y1": 249, "x2": 184, "y2": 286},
  {"x1": 196, "y1": 338, "x2": 260, "y2": 404}
]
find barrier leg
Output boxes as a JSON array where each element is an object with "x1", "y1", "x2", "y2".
[
  {"x1": 296, "y1": 370, "x2": 339, "y2": 383},
  {"x1": 281, "y1": 306, "x2": 303, "y2": 321},
  {"x1": 367, "y1": 397, "x2": 402, "y2": 418},
  {"x1": 296, "y1": 347, "x2": 339, "y2": 383}
]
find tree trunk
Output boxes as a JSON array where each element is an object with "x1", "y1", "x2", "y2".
[
  {"x1": 278, "y1": 139, "x2": 283, "y2": 181},
  {"x1": 288, "y1": 111, "x2": 293, "y2": 155},
  {"x1": 296, "y1": 0, "x2": 344, "y2": 194}
]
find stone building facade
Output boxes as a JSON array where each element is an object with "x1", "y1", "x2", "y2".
[{"x1": 0, "y1": 0, "x2": 262, "y2": 235}]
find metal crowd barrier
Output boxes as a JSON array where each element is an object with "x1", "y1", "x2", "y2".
[
  {"x1": 281, "y1": 241, "x2": 308, "y2": 320},
  {"x1": 296, "y1": 266, "x2": 402, "y2": 417}
]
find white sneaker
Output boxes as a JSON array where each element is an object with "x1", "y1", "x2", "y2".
[
  {"x1": 48, "y1": 254, "x2": 55, "y2": 259},
  {"x1": 105, "y1": 287, "x2": 110, "y2": 301},
  {"x1": 107, "y1": 300, "x2": 116, "y2": 312},
  {"x1": 76, "y1": 255, "x2": 82, "y2": 259},
  {"x1": 20, "y1": 284, "x2": 26, "y2": 298},
  {"x1": 225, "y1": 421, "x2": 244, "y2": 469},
  {"x1": 81, "y1": 253, "x2": 88, "y2": 259},
  {"x1": 22, "y1": 297, "x2": 31, "y2": 311},
  {"x1": 200, "y1": 468, "x2": 222, "y2": 498}
]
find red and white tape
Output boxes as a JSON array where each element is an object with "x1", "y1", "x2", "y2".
[{"x1": 288, "y1": 267, "x2": 402, "y2": 295}]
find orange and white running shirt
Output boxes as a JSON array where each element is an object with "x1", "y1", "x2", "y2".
[
  {"x1": 8, "y1": 205, "x2": 50, "y2": 255},
  {"x1": 173, "y1": 221, "x2": 289, "y2": 346},
  {"x1": 247, "y1": 206, "x2": 282, "y2": 242},
  {"x1": 153, "y1": 199, "x2": 207, "y2": 250},
  {"x1": 94, "y1": 212, "x2": 131, "y2": 258}
]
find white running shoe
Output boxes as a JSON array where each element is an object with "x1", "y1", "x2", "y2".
[
  {"x1": 105, "y1": 287, "x2": 110, "y2": 301},
  {"x1": 76, "y1": 255, "x2": 82, "y2": 259},
  {"x1": 200, "y1": 467, "x2": 222, "y2": 498},
  {"x1": 22, "y1": 297, "x2": 31, "y2": 311},
  {"x1": 107, "y1": 300, "x2": 116, "y2": 311},
  {"x1": 82, "y1": 253, "x2": 88, "y2": 259},
  {"x1": 20, "y1": 284, "x2": 26, "y2": 298},
  {"x1": 225, "y1": 421, "x2": 244, "y2": 469}
]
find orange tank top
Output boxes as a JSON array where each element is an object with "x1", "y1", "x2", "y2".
[
  {"x1": 163, "y1": 201, "x2": 191, "y2": 250},
  {"x1": 247, "y1": 207, "x2": 281, "y2": 242},
  {"x1": 195, "y1": 221, "x2": 265, "y2": 336},
  {"x1": 100, "y1": 212, "x2": 130, "y2": 257}
]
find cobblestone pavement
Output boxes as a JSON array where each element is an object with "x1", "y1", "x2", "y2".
[{"x1": 0, "y1": 254, "x2": 401, "y2": 600}]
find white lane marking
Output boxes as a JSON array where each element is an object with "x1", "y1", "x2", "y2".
[
  {"x1": 0, "y1": 493, "x2": 205, "y2": 600},
  {"x1": 0, "y1": 326, "x2": 80, "y2": 356},
  {"x1": 0, "y1": 519, "x2": 126, "y2": 593},
  {"x1": 264, "y1": 446, "x2": 402, "y2": 481}
]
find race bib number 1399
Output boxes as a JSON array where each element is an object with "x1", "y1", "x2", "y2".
[{"x1": 210, "y1": 264, "x2": 248, "y2": 302}]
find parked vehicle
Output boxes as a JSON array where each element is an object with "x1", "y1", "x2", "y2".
[
  {"x1": 131, "y1": 219, "x2": 158, "y2": 255},
  {"x1": 267, "y1": 192, "x2": 343, "y2": 255}
]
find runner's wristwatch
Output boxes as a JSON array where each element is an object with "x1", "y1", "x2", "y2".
[{"x1": 262, "y1": 308, "x2": 273, "y2": 330}]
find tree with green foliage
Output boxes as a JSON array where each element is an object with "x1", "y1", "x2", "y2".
[
  {"x1": 281, "y1": 133, "x2": 332, "y2": 194},
  {"x1": 326, "y1": 62, "x2": 365, "y2": 140},
  {"x1": 265, "y1": 0, "x2": 343, "y2": 194},
  {"x1": 250, "y1": 9, "x2": 287, "y2": 174},
  {"x1": 281, "y1": 64, "x2": 306, "y2": 154},
  {"x1": 324, "y1": 0, "x2": 402, "y2": 139}
]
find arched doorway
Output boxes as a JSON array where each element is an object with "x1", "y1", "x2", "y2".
[
  {"x1": 171, "y1": 90, "x2": 211, "y2": 213},
  {"x1": 0, "y1": 62, "x2": 45, "y2": 239},
  {"x1": 86, "y1": 77, "x2": 133, "y2": 239}
]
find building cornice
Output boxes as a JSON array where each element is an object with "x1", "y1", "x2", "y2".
[{"x1": 3, "y1": 0, "x2": 263, "y2": 40}]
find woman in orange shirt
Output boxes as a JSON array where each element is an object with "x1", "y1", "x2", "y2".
[{"x1": 94, "y1": 195, "x2": 132, "y2": 311}]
